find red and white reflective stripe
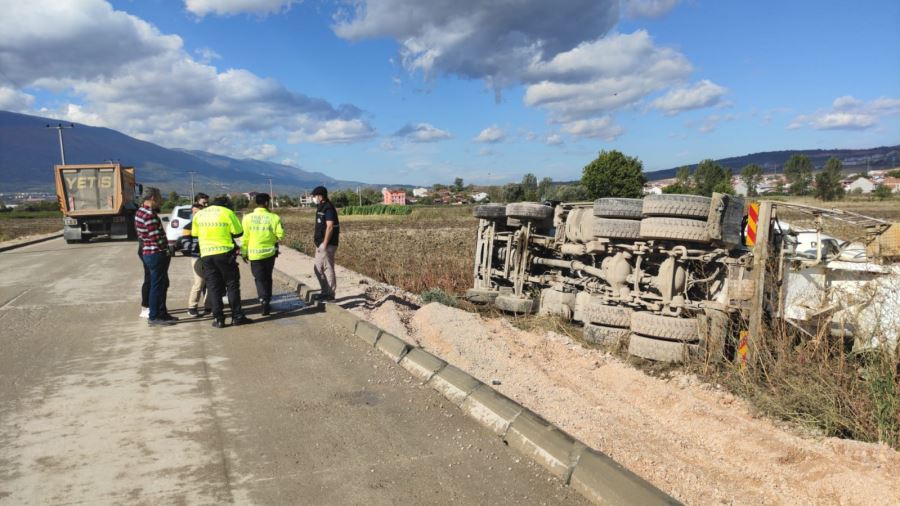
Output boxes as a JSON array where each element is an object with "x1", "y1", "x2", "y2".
[{"x1": 746, "y1": 202, "x2": 759, "y2": 246}]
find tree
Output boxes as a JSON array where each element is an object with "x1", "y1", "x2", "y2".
[
  {"x1": 691, "y1": 159, "x2": 732, "y2": 196},
  {"x1": 662, "y1": 166, "x2": 693, "y2": 194},
  {"x1": 814, "y1": 157, "x2": 845, "y2": 201},
  {"x1": 873, "y1": 184, "x2": 893, "y2": 200},
  {"x1": 453, "y1": 177, "x2": 464, "y2": 192},
  {"x1": 231, "y1": 194, "x2": 249, "y2": 210},
  {"x1": 581, "y1": 150, "x2": 646, "y2": 199},
  {"x1": 331, "y1": 191, "x2": 350, "y2": 207},
  {"x1": 538, "y1": 177, "x2": 554, "y2": 200},
  {"x1": 521, "y1": 173, "x2": 538, "y2": 201},
  {"x1": 784, "y1": 154, "x2": 813, "y2": 196},
  {"x1": 502, "y1": 183, "x2": 524, "y2": 202},
  {"x1": 740, "y1": 164, "x2": 764, "y2": 197},
  {"x1": 554, "y1": 184, "x2": 589, "y2": 201}
]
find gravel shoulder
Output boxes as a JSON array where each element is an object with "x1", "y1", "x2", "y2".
[{"x1": 274, "y1": 246, "x2": 900, "y2": 505}]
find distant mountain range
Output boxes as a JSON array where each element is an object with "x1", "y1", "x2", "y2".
[
  {"x1": 0, "y1": 110, "x2": 398, "y2": 193},
  {"x1": 644, "y1": 145, "x2": 900, "y2": 181}
]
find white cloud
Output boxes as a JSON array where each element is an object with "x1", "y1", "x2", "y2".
[
  {"x1": 393, "y1": 123, "x2": 452, "y2": 143},
  {"x1": 651, "y1": 80, "x2": 728, "y2": 116},
  {"x1": 0, "y1": 86, "x2": 35, "y2": 111},
  {"x1": 789, "y1": 95, "x2": 899, "y2": 131},
  {"x1": 477, "y1": 147, "x2": 494, "y2": 156},
  {"x1": 544, "y1": 133, "x2": 564, "y2": 146},
  {"x1": 194, "y1": 47, "x2": 222, "y2": 63},
  {"x1": 695, "y1": 113, "x2": 734, "y2": 134},
  {"x1": 184, "y1": 0, "x2": 299, "y2": 17},
  {"x1": 474, "y1": 125, "x2": 505, "y2": 143},
  {"x1": 241, "y1": 143, "x2": 279, "y2": 159},
  {"x1": 622, "y1": 0, "x2": 680, "y2": 18},
  {"x1": 559, "y1": 117, "x2": 624, "y2": 140},
  {"x1": 0, "y1": 0, "x2": 375, "y2": 157}
]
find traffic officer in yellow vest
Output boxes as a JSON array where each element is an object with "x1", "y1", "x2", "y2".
[
  {"x1": 191, "y1": 196, "x2": 253, "y2": 328},
  {"x1": 241, "y1": 193, "x2": 284, "y2": 316}
]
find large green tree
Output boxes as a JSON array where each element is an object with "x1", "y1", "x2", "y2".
[
  {"x1": 814, "y1": 157, "x2": 845, "y2": 201},
  {"x1": 581, "y1": 150, "x2": 646, "y2": 199},
  {"x1": 453, "y1": 177, "x2": 464, "y2": 192},
  {"x1": 538, "y1": 177, "x2": 554, "y2": 200},
  {"x1": 740, "y1": 164, "x2": 764, "y2": 197},
  {"x1": 521, "y1": 173, "x2": 539, "y2": 201},
  {"x1": 503, "y1": 183, "x2": 524, "y2": 202},
  {"x1": 784, "y1": 154, "x2": 813, "y2": 195},
  {"x1": 692, "y1": 159, "x2": 733, "y2": 196}
]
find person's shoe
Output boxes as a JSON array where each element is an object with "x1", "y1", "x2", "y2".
[
  {"x1": 211, "y1": 319, "x2": 226, "y2": 328},
  {"x1": 261, "y1": 301, "x2": 271, "y2": 316},
  {"x1": 231, "y1": 316, "x2": 253, "y2": 326},
  {"x1": 188, "y1": 308, "x2": 199, "y2": 317},
  {"x1": 139, "y1": 307, "x2": 150, "y2": 318},
  {"x1": 148, "y1": 319, "x2": 176, "y2": 327},
  {"x1": 158, "y1": 313, "x2": 179, "y2": 322}
]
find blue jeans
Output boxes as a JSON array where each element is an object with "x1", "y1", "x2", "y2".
[{"x1": 141, "y1": 252, "x2": 170, "y2": 320}]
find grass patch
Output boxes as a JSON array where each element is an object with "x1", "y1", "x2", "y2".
[{"x1": 420, "y1": 287, "x2": 457, "y2": 307}]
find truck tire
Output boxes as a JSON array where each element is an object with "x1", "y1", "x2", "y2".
[
  {"x1": 574, "y1": 294, "x2": 632, "y2": 327},
  {"x1": 473, "y1": 204, "x2": 506, "y2": 220},
  {"x1": 631, "y1": 312, "x2": 700, "y2": 342},
  {"x1": 642, "y1": 194, "x2": 712, "y2": 219},
  {"x1": 583, "y1": 324, "x2": 630, "y2": 346},
  {"x1": 593, "y1": 218, "x2": 641, "y2": 240},
  {"x1": 494, "y1": 294, "x2": 535, "y2": 314},
  {"x1": 628, "y1": 334, "x2": 700, "y2": 363},
  {"x1": 640, "y1": 217, "x2": 711, "y2": 243},
  {"x1": 466, "y1": 288, "x2": 500, "y2": 304},
  {"x1": 593, "y1": 198, "x2": 643, "y2": 219},
  {"x1": 506, "y1": 202, "x2": 553, "y2": 220}
]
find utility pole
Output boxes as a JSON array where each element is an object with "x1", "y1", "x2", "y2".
[
  {"x1": 46, "y1": 123, "x2": 74, "y2": 165},
  {"x1": 265, "y1": 177, "x2": 274, "y2": 206},
  {"x1": 357, "y1": 186, "x2": 361, "y2": 206},
  {"x1": 187, "y1": 171, "x2": 197, "y2": 202}
]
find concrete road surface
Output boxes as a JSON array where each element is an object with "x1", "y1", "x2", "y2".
[{"x1": 0, "y1": 239, "x2": 587, "y2": 505}]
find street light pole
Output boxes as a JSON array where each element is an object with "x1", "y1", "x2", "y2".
[
  {"x1": 46, "y1": 123, "x2": 74, "y2": 165},
  {"x1": 188, "y1": 171, "x2": 197, "y2": 202}
]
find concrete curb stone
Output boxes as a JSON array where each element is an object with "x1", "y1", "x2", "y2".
[
  {"x1": 571, "y1": 448, "x2": 679, "y2": 505},
  {"x1": 399, "y1": 348, "x2": 446, "y2": 382},
  {"x1": 461, "y1": 384, "x2": 523, "y2": 437},
  {"x1": 354, "y1": 320, "x2": 383, "y2": 346},
  {"x1": 428, "y1": 364, "x2": 483, "y2": 406},
  {"x1": 374, "y1": 332, "x2": 410, "y2": 362},
  {"x1": 0, "y1": 232, "x2": 63, "y2": 253},
  {"x1": 324, "y1": 302, "x2": 360, "y2": 332},
  {"x1": 504, "y1": 409, "x2": 580, "y2": 481}
]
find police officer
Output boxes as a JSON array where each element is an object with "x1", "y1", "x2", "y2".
[
  {"x1": 191, "y1": 196, "x2": 252, "y2": 327},
  {"x1": 312, "y1": 186, "x2": 339, "y2": 300},
  {"x1": 241, "y1": 193, "x2": 284, "y2": 316}
]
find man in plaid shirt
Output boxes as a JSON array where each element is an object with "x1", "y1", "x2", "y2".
[{"x1": 135, "y1": 187, "x2": 176, "y2": 326}]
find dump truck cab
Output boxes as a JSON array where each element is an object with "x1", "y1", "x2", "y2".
[{"x1": 54, "y1": 163, "x2": 139, "y2": 243}]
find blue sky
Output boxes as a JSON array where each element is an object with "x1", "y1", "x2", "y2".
[{"x1": 1, "y1": 0, "x2": 898, "y2": 185}]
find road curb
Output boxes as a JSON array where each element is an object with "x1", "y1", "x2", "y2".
[
  {"x1": 0, "y1": 231, "x2": 63, "y2": 253},
  {"x1": 289, "y1": 279, "x2": 679, "y2": 505}
]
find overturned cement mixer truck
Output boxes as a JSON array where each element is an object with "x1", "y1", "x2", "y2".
[{"x1": 466, "y1": 194, "x2": 900, "y2": 364}]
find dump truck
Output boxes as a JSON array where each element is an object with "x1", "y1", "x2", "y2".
[
  {"x1": 466, "y1": 195, "x2": 900, "y2": 363},
  {"x1": 54, "y1": 163, "x2": 140, "y2": 243}
]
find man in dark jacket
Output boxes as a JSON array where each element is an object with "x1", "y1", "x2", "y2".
[{"x1": 312, "y1": 186, "x2": 339, "y2": 300}]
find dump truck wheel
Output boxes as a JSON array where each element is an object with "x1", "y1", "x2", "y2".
[
  {"x1": 506, "y1": 202, "x2": 553, "y2": 220},
  {"x1": 583, "y1": 324, "x2": 630, "y2": 346},
  {"x1": 640, "y1": 217, "x2": 711, "y2": 243},
  {"x1": 473, "y1": 204, "x2": 507, "y2": 219},
  {"x1": 466, "y1": 288, "x2": 500, "y2": 304},
  {"x1": 593, "y1": 218, "x2": 641, "y2": 240},
  {"x1": 642, "y1": 194, "x2": 712, "y2": 218},
  {"x1": 574, "y1": 294, "x2": 632, "y2": 327},
  {"x1": 631, "y1": 312, "x2": 700, "y2": 342},
  {"x1": 494, "y1": 294, "x2": 535, "y2": 314},
  {"x1": 593, "y1": 198, "x2": 643, "y2": 219},
  {"x1": 628, "y1": 334, "x2": 700, "y2": 363}
]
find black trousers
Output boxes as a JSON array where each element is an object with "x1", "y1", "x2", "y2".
[
  {"x1": 201, "y1": 252, "x2": 244, "y2": 321},
  {"x1": 250, "y1": 256, "x2": 276, "y2": 303}
]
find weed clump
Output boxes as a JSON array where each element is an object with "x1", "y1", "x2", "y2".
[{"x1": 420, "y1": 288, "x2": 457, "y2": 307}]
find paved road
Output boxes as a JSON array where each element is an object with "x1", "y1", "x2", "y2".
[{"x1": 0, "y1": 239, "x2": 587, "y2": 505}]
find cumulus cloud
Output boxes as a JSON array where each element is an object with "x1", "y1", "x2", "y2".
[
  {"x1": 789, "y1": 95, "x2": 899, "y2": 131},
  {"x1": 544, "y1": 133, "x2": 564, "y2": 146},
  {"x1": 393, "y1": 123, "x2": 452, "y2": 143},
  {"x1": 0, "y1": 86, "x2": 35, "y2": 112},
  {"x1": 651, "y1": 80, "x2": 728, "y2": 116},
  {"x1": 694, "y1": 113, "x2": 734, "y2": 134},
  {"x1": 474, "y1": 125, "x2": 505, "y2": 143},
  {"x1": 0, "y1": 0, "x2": 375, "y2": 158},
  {"x1": 559, "y1": 117, "x2": 624, "y2": 140},
  {"x1": 622, "y1": 0, "x2": 680, "y2": 18},
  {"x1": 184, "y1": 0, "x2": 299, "y2": 17}
]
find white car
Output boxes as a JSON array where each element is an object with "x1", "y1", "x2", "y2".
[{"x1": 164, "y1": 205, "x2": 193, "y2": 253}]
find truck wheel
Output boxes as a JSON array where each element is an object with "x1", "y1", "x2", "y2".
[
  {"x1": 494, "y1": 294, "x2": 535, "y2": 314},
  {"x1": 473, "y1": 204, "x2": 507, "y2": 220},
  {"x1": 465, "y1": 288, "x2": 500, "y2": 304},
  {"x1": 583, "y1": 324, "x2": 630, "y2": 346},
  {"x1": 574, "y1": 294, "x2": 632, "y2": 327},
  {"x1": 593, "y1": 198, "x2": 643, "y2": 219},
  {"x1": 628, "y1": 334, "x2": 700, "y2": 363},
  {"x1": 506, "y1": 202, "x2": 553, "y2": 220},
  {"x1": 640, "y1": 217, "x2": 710, "y2": 243},
  {"x1": 593, "y1": 218, "x2": 641, "y2": 240},
  {"x1": 642, "y1": 194, "x2": 711, "y2": 219},
  {"x1": 631, "y1": 312, "x2": 700, "y2": 342}
]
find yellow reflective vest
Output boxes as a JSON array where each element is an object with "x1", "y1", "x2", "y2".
[
  {"x1": 240, "y1": 207, "x2": 285, "y2": 261},
  {"x1": 191, "y1": 205, "x2": 243, "y2": 257}
]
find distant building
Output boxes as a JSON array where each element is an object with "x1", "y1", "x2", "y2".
[
  {"x1": 382, "y1": 187, "x2": 407, "y2": 205},
  {"x1": 298, "y1": 193, "x2": 316, "y2": 207},
  {"x1": 412, "y1": 187, "x2": 430, "y2": 198},
  {"x1": 881, "y1": 176, "x2": 900, "y2": 193},
  {"x1": 845, "y1": 177, "x2": 876, "y2": 193},
  {"x1": 471, "y1": 192, "x2": 489, "y2": 202},
  {"x1": 643, "y1": 185, "x2": 663, "y2": 195}
]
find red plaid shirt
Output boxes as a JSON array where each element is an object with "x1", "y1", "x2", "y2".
[{"x1": 135, "y1": 205, "x2": 167, "y2": 255}]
